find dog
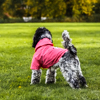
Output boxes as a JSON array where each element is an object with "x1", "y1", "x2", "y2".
[{"x1": 30, "y1": 27, "x2": 87, "y2": 89}]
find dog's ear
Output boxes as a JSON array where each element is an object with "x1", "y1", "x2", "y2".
[
  {"x1": 32, "y1": 35, "x2": 36, "y2": 48},
  {"x1": 32, "y1": 27, "x2": 43, "y2": 48},
  {"x1": 32, "y1": 34, "x2": 40, "y2": 48}
]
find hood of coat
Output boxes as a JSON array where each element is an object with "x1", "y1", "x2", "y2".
[{"x1": 35, "y1": 38, "x2": 53, "y2": 51}]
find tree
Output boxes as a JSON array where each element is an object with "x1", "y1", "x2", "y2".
[
  {"x1": 72, "y1": 0, "x2": 97, "y2": 17},
  {"x1": 48, "y1": 0, "x2": 66, "y2": 18},
  {"x1": 0, "y1": 0, "x2": 6, "y2": 18},
  {"x1": 26, "y1": 0, "x2": 45, "y2": 19},
  {"x1": 26, "y1": 0, "x2": 66, "y2": 19},
  {"x1": 93, "y1": 0, "x2": 100, "y2": 14},
  {"x1": 2, "y1": 0, "x2": 27, "y2": 18},
  {"x1": 1, "y1": 0, "x2": 98, "y2": 21},
  {"x1": 64, "y1": 0, "x2": 73, "y2": 17},
  {"x1": 64, "y1": 0, "x2": 97, "y2": 17}
]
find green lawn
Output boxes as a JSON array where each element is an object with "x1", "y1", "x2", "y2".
[{"x1": 0, "y1": 23, "x2": 100, "y2": 100}]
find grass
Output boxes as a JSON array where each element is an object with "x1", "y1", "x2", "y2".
[{"x1": 0, "y1": 23, "x2": 100, "y2": 100}]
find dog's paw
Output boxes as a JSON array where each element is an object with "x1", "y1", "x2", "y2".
[
  {"x1": 30, "y1": 79, "x2": 40, "y2": 85},
  {"x1": 45, "y1": 81, "x2": 55, "y2": 84}
]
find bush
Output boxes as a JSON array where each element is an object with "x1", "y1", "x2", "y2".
[{"x1": 0, "y1": 15, "x2": 100, "y2": 23}]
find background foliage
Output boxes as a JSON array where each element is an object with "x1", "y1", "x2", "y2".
[{"x1": 0, "y1": 0, "x2": 100, "y2": 22}]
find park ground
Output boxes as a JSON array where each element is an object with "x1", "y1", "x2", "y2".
[{"x1": 0, "y1": 23, "x2": 100, "y2": 100}]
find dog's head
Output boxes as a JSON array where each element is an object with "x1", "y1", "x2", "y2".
[{"x1": 32, "y1": 27, "x2": 52, "y2": 48}]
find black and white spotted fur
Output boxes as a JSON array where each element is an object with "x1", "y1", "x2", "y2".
[{"x1": 31, "y1": 27, "x2": 87, "y2": 89}]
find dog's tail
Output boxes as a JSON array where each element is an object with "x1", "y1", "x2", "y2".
[{"x1": 62, "y1": 30, "x2": 77, "y2": 55}]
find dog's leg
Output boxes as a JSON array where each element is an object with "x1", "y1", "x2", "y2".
[
  {"x1": 60, "y1": 66, "x2": 79, "y2": 89},
  {"x1": 59, "y1": 57, "x2": 80, "y2": 89},
  {"x1": 78, "y1": 75, "x2": 87, "y2": 87},
  {"x1": 30, "y1": 69, "x2": 42, "y2": 84},
  {"x1": 76, "y1": 59, "x2": 87, "y2": 87},
  {"x1": 45, "y1": 67, "x2": 56, "y2": 84},
  {"x1": 71, "y1": 56, "x2": 87, "y2": 88}
]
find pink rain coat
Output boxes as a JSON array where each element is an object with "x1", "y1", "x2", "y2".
[{"x1": 31, "y1": 38, "x2": 68, "y2": 70}]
